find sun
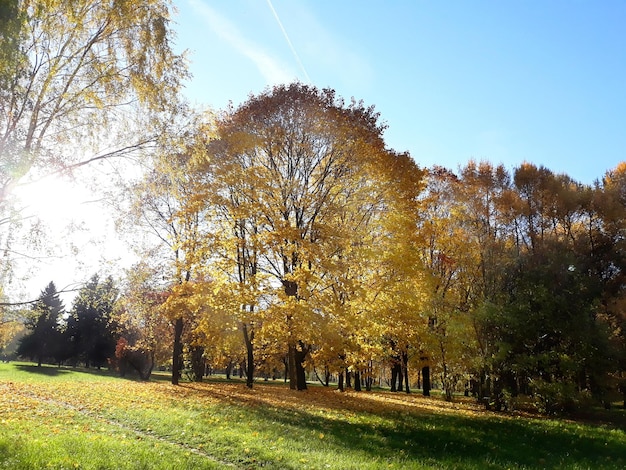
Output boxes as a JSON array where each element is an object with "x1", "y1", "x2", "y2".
[
  {"x1": 11, "y1": 174, "x2": 115, "y2": 298},
  {"x1": 9, "y1": 171, "x2": 137, "y2": 304},
  {"x1": 14, "y1": 175, "x2": 94, "y2": 227}
]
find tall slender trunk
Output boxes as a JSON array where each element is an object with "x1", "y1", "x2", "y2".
[
  {"x1": 365, "y1": 361, "x2": 373, "y2": 391},
  {"x1": 294, "y1": 343, "x2": 308, "y2": 390},
  {"x1": 288, "y1": 344, "x2": 297, "y2": 390},
  {"x1": 397, "y1": 364, "x2": 404, "y2": 392},
  {"x1": 171, "y1": 317, "x2": 184, "y2": 385},
  {"x1": 191, "y1": 346, "x2": 205, "y2": 382},
  {"x1": 354, "y1": 370, "x2": 362, "y2": 392},
  {"x1": 390, "y1": 363, "x2": 398, "y2": 392},
  {"x1": 242, "y1": 323, "x2": 255, "y2": 388},
  {"x1": 402, "y1": 351, "x2": 410, "y2": 394},
  {"x1": 284, "y1": 277, "x2": 299, "y2": 391},
  {"x1": 422, "y1": 366, "x2": 431, "y2": 396}
]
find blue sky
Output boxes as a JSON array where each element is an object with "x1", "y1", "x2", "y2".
[{"x1": 173, "y1": 0, "x2": 626, "y2": 184}]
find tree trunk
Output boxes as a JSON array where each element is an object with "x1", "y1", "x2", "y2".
[
  {"x1": 422, "y1": 366, "x2": 431, "y2": 396},
  {"x1": 354, "y1": 370, "x2": 362, "y2": 392},
  {"x1": 294, "y1": 344, "x2": 308, "y2": 390},
  {"x1": 191, "y1": 346, "x2": 204, "y2": 382},
  {"x1": 242, "y1": 323, "x2": 255, "y2": 388},
  {"x1": 171, "y1": 317, "x2": 184, "y2": 385},
  {"x1": 365, "y1": 361, "x2": 374, "y2": 392},
  {"x1": 390, "y1": 363, "x2": 398, "y2": 392},
  {"x1": 314, "y1": 366, "x2": 330, "y2": 387},
  {"x1": 338, "y1": 370, "x2": 344, "y2": 392},
  {"x1": 346, "y1": 368, "x2": 352, "y2": 388},
  {"x1": 288, "y1": 344, "x2": 297, "y2": 390},
  {"x1": 365, "y1": 361, "x2": 373, "y2": 391},
  {"x1": 402, "y1": 351, "x2": 410, "y2": 394},
  {"x1": 391, "y1": 360, "x2": 403, "y2": 392}
]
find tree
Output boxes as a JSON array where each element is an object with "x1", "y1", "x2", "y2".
[
  {"x1": 0, "y1": 0, "x2": 186, "y2": 198},
  {"x1": 0, "y1": 0, "x2": 187, "y2": 300},
  {"x1": 197, "y1": 83, "x2": 406, "y2": 390},
  {"x1": 114, "y1": 262, "x2": 172, "y2": 379},
  {"x1": 124, "y1": 116, "x2": 213, "y2": 385},
  {"x1": 16, "y1": 281, "x2": 65, "y2": 366},
  {"x1": 594, "y1": 164, "x2": 626, "y2": 406},
  {"x1": 66, "y1": 275, "x2": 118, "y2": 368},
  {"x1": 451, "y1": 161, "x2": 516, "y2": 401}
]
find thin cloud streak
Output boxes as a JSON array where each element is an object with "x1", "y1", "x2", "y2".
[
  {"x1": 188, "y1": 0, "x2": 294, "y2": 85},
  {"x1": 266, "y1": 0, "x2": 312, "y2": 83}
]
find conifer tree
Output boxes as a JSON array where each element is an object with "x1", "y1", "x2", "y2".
[{"x1": 17, "y1": 281, "x2": 65, "y2": 366}]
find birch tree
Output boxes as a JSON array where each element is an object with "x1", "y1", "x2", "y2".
[{"x1": 0, "y1": 0, "x2": 187, "y2": 297}]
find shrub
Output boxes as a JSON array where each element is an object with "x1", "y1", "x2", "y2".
[{"x1": 530, "y1": 379, "x2": 594, "y2": 414}]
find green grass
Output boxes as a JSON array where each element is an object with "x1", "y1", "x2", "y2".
[{"x1": 1, "y1": 362, "x2": 625, "y2": 469}]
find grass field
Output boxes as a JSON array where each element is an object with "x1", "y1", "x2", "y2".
[{"x1": 1, "y1": 362, "x2": 625, "y2": 469}]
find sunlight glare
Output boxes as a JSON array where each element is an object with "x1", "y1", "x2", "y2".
[{"x1": 14, "y1": 175, "x2": 96, "y2": 227}]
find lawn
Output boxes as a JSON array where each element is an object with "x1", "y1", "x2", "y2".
[{"x1": 0, "y1": 362, "x2": 624, "y2": 469}]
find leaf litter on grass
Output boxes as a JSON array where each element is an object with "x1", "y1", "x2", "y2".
[{"x1": 1, "y1": 366, "x2": 625, "y2": 469}]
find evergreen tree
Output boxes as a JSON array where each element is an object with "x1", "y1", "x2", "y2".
[
  {"x1": 17, "y1": 282, "x2": 65, "y2": 366},
  {"x1": 66, "y1": 275, "x2": 119, "y2": 368}
]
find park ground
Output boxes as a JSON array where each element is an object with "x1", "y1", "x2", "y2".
[{"x1": 0, "y1": 362, "x2": 625, "y2": 469}]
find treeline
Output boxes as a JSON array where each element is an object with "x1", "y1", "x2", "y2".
[
  {"x1": 1, "y1": 0, "x2": 623, "y2": 414},
  {"x1": 113, "y1": 83, "x2": 624, "y2": 413},
  {"x1": 13, "y1": 84, "x2": 626, "y2": 414},
  {"x1": 417, "y1": 162, "x2": 626, "y2": 412}
]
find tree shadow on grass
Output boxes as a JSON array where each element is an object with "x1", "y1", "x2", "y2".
[
  {"x1": 181, "y1": 383, "x2": 626, "y2": 469},
  {"x1": 246, "y1": 401, "x2": 621, "y2": 468},
  {"x1": 14, "y1": 364, "x2": 72, "y2": 376}
]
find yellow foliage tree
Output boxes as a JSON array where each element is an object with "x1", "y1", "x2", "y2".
[{"x1": 190, "y1": 84, "x2": 427, "y2": 390}]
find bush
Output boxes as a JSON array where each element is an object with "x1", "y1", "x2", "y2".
[{"x1": 530, "y1": 379, "x2": 594, "y2": 414}]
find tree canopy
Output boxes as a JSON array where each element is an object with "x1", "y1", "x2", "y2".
[{"x1": 4, "y1": 71, "x2": 625, "y2": 412}]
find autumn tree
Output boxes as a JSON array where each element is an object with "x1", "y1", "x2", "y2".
[
  {"x1": 0, "y1": 0, "x2": 186, "y2": 196},
  {"x1": 0, "y1": 0, "x2": 187, "y2": 299},
  {"x1": 0, "y1": 286, "x2": 24, "y2": 360},
  {"x1": 416, "y1": 167, "x2": 474, "y2": 400},
  {"x1": 114, "y1": 262, "x2": 171, "y2": 379},
  {"x1": 193, "y1": 83, "x2": 419, "y2": 390},
  {"x1": 344, "y1": 152, "x2": 427, "y2": 394},
  {"x1": 592, "y1": 164, "x2": 626, "y2": 405},
  {"x1": 124, "y1": 116, "x2": 214, "y2": 384},
  {"x1": 452, "y1": 162, "x2": 517, "y2": 402}
]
